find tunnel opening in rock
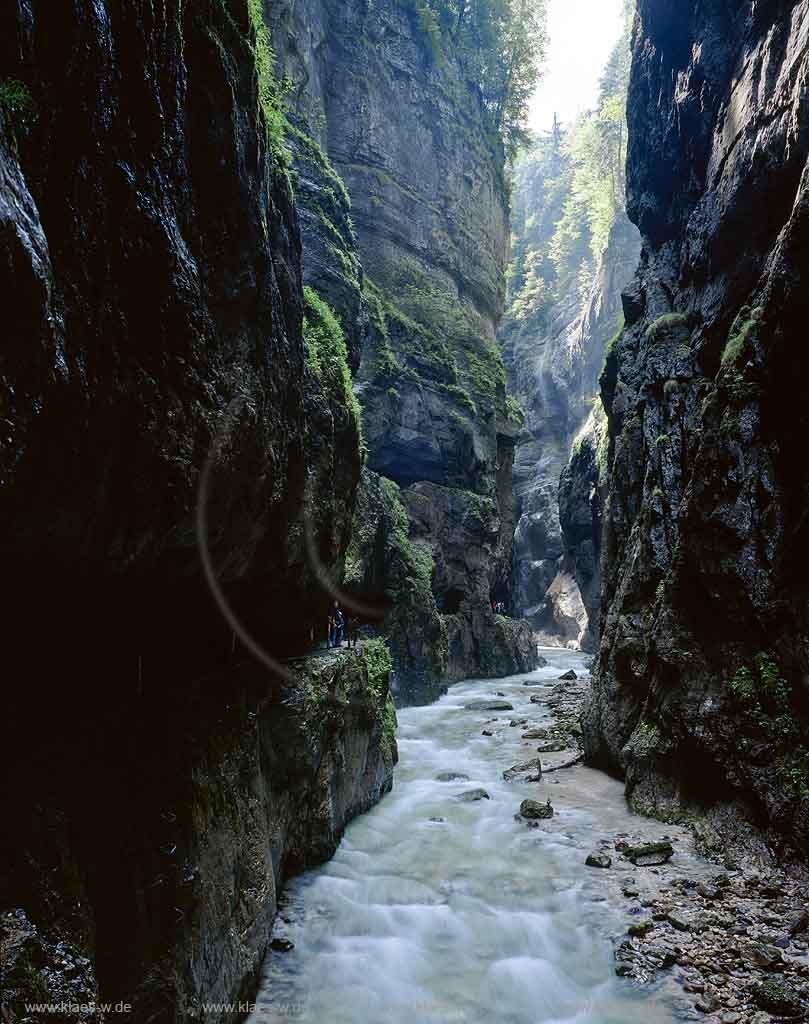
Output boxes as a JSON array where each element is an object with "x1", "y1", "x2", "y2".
[{"x1": 439, "y1": 588, "x2": 466, "y2": 614}]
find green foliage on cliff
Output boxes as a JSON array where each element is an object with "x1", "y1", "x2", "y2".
[
  {"x1": 364, "y1": 265, "x2": 503, "y2": 408},
  {"x1": 721, "y1": 307, "x2": 762, "y2": 371},
  {"x1": 346, "y1": 473, "x2": 448, "y2": 690},
  {"x1": 287, "y1": 122, "x2": 352, "y2": 214},
  {"x1": 303, "y1": 286, "x2": 362, "y2": 441},
  {"x1": 728, "y1": 655, "x2": 794, "y2": 738},
  {"x1": 0, "y1": 79, "x2": 36, "y2": 132},
  {"x1": 505, "y1": 4, "x2": 633, "y2": 323},
  {"x1": 506, "y1": 394, "x2": 525, "y2": 426},
  {"x1": 645, "y1": 313, "x2": 689, "y2": 343},
  {"x1": 728, "y1": 654, "x2": 808, "y2": 796},
  {"x1": 247, "y1": 0, "x2": 290, "y2": 159},
  {"x1": 361, "y1": 638, "x2": 399, "y2": 766},
  {"x1": 405, "y1": 0, "x2": 548, "y2": 156}
]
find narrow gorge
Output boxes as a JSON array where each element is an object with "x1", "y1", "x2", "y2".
[{"x1": 1, "y1": 2, "x2": 807, "y2": 1023}]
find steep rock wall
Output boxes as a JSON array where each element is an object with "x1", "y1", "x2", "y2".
[
  {"x1": 271, "y1": 0, "x2": 537, "y2": 701},
  {"x1": 0, "y1": 1, "x2": 386, "y2": 1018},
  {"x1": 585, "y1": 0, "x2": 809, "y2": 861}
]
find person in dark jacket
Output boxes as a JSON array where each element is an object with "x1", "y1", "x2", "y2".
[{"x1": 333, "y1": 602, "x2": 345, "y2": 647}]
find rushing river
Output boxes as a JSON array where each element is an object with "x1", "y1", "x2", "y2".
[{"x1": 247, "y1": 649, "x2": 706, "y2": 1024}]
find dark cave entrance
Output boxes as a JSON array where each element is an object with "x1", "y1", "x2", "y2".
[{"x1": 438, "y1": 588, "x2": 466, "y2": 614}]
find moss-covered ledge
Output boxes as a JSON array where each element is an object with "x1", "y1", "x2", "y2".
[{"x1": 288, "y1": 639, "x2": 399, "y2": 782}]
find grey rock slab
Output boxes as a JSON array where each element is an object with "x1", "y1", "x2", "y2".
[
  {"x1": 464, "y1": 700, "x2": 514, "y2": 711},
  {"x1": 624, "y1": 841, "x2": 674, "y2": 866},
  {"x1": 519, "y1": 798, "x2": 554, "y2": 820},
  {"x1": 455, "y1": 789, "x2": 490, "y2": 802},
  {"x1": 503, "y1": 758, "x2": 542, "y2": 781}
]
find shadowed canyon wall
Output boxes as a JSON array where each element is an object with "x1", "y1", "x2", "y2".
[
  {"x1": 0, "y1": 1, "x2": 390, "y2": 1019},
  {"x1": 584, "y1": 0, "x2": 809, "y2": 861}
]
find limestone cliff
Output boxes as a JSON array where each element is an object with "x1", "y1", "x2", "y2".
[
  {"x1": 585, "y1": 0, "x2": 809, "y2": 861},
  {"x1": 271, "y1": 0, "x2": 537, "y2": 702}
]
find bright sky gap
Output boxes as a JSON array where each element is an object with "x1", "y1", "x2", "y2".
[{"x1": 529, "y1": 0, "x2": 625, "y2": 135}]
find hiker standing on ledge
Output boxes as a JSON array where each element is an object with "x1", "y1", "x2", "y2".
[{"x1": 333, "y1": 601, "x2": 345, "y2": 648}]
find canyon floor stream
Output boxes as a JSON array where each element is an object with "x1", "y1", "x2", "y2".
[{"x1": 247, "y1": 649, "x2": 712, "y2": 1024}]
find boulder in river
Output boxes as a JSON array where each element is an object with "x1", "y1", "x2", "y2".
[
  {"x1": 503, "y1": 758, "x2": 542, "y2": 781},
  {"x1": 521, "y1": 728, "x2": 548, "y2": 739},
  {"x1": 270, "y1": 938, "x2": 294, "y2": 953},
  {"x1": 752, "y1": 979, "x2": 805, "y2": 1017},
  {"x1": 464, "y1": 700, "x2": 514, "y2": 711},
  {"x1": 455, "y1": 788, "x2": 490, "y2": 802},
  {"x1": 519, "y1": 798, "x2": 553, "y2": 820},
  {"x1": 558, "y1": 670, "x2": 578, "y2": 680},
  {"x1": 585, "y1": 852, "x2": 612, "y2": 869},
  {"x1": 435, "y1": 772, "x2": 470, "y2": 782},
  {"x1": 623, "y1": 841, "x2": 673, "y2": 866},
  {"x1": 529, "y1": 695, "x2": 543, "y2": 704}
]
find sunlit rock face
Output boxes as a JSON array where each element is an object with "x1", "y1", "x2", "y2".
[
  {"x1": 586, "y1": 0, "x2": 809, "y2": 860},
  {"x1": 502, "y1": 210, "x2": 641, "y2": 650},
  {"x1": 271, "y1": 0, "x2": 537, "y2": 698}
]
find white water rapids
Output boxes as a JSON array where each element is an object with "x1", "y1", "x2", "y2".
[{"x1": 247, "y1": 649, "x2": 706, "y2": 1024}]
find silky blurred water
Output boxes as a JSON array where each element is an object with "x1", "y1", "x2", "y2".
[{"x1": 246, "y1": 649, "x2": 704, "y2": 1024}]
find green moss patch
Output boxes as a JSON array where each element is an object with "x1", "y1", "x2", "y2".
[
  {"x1": 303, "y1": 286, "x2": 362, "y2": 442},
  {"x1": 721, "y1": 307, "x2": 762, "y2": 372},
  {"x1": 644, "y1": 313, "x2": 690, "y2": 343}
]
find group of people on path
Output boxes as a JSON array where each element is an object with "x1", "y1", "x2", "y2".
[
  {"x1": 491, "y1": 600, "x2": 508, "y2": 615},
  {"x1": 327, "y1": 601, "x2": 358, "y2": 649}
]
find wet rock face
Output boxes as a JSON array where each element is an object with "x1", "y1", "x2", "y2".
[
  {"x1": 1, "y1": 648, "x2": 396, "y2": 1021},
  {"x1": 0, "y1": 0, "x2": 360, "y2": 661},
  {"x1": 586, "y1": 0, "x2": 809, "y2": 858},
  {"x1": 0, "y1": 1, "x2": 372, "y2": 1017}
]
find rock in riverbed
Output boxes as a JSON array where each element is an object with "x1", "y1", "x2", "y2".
[
  {"x1": 519, "y1": 798, "x2": 554, "y2": 820},
  {"x1": 623, "y1": 841, "x2": 673, "y2": 866},
  {"x1": 464, "y1": 700, "x2": 514, "y2": 711},
  {"x1": 585, "y1": 852, "x2": 612, "y2": 869},
  {"x1": 455, "y1": 789, "x2": 490, "y2": 802},
  {"x1": 558, "y1": 670, "x2": 578, "y2": 680},
  {"x1": 503, "y1": 758, "x2": 542, "y2": 781},
  {"x1": 752, "y1": 979, "x2": 805, "y2": 1016},
  {"x1": 521, "y1": 728, "x2": 548, "y2": 739},
  {"x1": 435, "y1": 772, "x2": 470, "y2": 782}
]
